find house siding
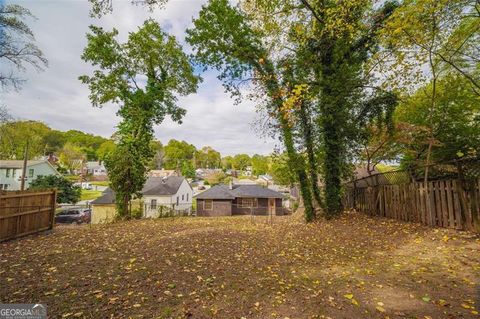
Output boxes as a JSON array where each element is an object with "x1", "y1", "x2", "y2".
[
  {"x1": 232, "y1": 198, "x2": 283, "y2": 215},
  {"x1": 0, "y1": 162, "x2": 59, "y2": 191},
  {"x1": 91, "y1": 204, "x2": 116, "y2": 224},
  {"x1": 196, "y1": 198, "x2": 283, "y2": 217},
  {"x1": 196, "y1": 199, "x2": 232, "y2": 217}
]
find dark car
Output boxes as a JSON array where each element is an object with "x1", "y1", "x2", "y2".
[{"x1": 55, "y1": 208, "x2": 91, "y2": 224}]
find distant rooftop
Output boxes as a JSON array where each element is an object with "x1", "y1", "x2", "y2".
[{"x1": 0, "y1": 160, "x2": 50, "y2": 169}]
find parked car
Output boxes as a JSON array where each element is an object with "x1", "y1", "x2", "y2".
[{"x1": 55, "y1": 208, "x2": 91, "y2": 224}]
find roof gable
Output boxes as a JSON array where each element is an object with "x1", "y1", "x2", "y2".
[{"x1": 141, "y1": 176, "x2": 186, "y2": 196}]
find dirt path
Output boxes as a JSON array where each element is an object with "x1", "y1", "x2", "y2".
[{"x1": 0, "y1": 213, "x2": 479, "y2": 318}]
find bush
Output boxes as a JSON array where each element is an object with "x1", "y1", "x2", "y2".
[
  {"x1": 157, "y1": 206, "x2": 175, "y2": 218},
  {"x1": 29, "y1": 175, "x2": 81, "y2": 204}
]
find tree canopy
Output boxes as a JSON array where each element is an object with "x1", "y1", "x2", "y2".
[{"x1": 80, "y1": 19, "x2": 199, "y2": 217}]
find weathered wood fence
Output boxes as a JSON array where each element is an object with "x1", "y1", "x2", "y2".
[
  {"x1": 0, "y1": 189, "x2": 57, "y2": 242},
  {"x1": 344, "y1": 178, "x2": 480, "y2": 232}
]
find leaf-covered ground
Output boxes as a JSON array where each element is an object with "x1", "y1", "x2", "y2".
[{"x1": 1, "y1": 213, "x2": 479, "y2": 319}]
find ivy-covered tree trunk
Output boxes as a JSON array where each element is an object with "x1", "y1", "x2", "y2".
[
  {"x1": 280, "y1": 113, "x2": 315, "y2": 222},
  {"x1": 263, "y1": 63, "x2": 315, "y2": 222},
  {"x1": 317, "y1": 49, "x2": 346, "y2": 219},
  {"x1": 298, "y1": 101, "x2": 323, "y2": 212},
  {"x1": 321, "y1": 105, "x2": 343, "y2": 218}
]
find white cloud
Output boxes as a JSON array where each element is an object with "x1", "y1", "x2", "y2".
[{"x1": 1, "y1": 0, "x2": 276, "y2": 156}]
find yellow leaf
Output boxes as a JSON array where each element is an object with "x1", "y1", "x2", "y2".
[
  {"x1": 351, "y1": 298, "x2": 359, "y2": 306},
  {"x1": 133, "y1": 303, "x2": 141, "y2": 308},
  {"x1": 376, "y1": 306, "x2": 386, "y2": 313},
  {"x1": 344, "y1": 294, "x2": 354, "y2": 299}
]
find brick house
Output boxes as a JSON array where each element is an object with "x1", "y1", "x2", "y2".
[{"x1": 195, "y1": 184, "x2": 284, "y2": 217}]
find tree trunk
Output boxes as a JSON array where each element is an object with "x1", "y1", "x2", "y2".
[
  {"x1": 298, "y1": 100, "x2": 323, "y2": 213},
  {"x1": 281, "y1": 118, "x2": 315, "y2": 222}
]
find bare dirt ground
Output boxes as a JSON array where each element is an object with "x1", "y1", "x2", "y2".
[{"x1": 1, "y1": 212, "x2": 479, "y2": 319}]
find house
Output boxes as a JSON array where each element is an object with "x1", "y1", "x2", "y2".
[
  {"x1": 256, "y1": 174, "x2": 273, "y2": 185},
  {"x1": 195, "y1": 184, "x2": 284, "y2": 217},
  {"x1": 243, "y1": 166, "x2": 253, "y2": 177},
  {"x1": 90, "y1": 176, "x2": 193, "y2": 223},
  {"x1": 0, "y1": 160, "x2": 61, "y2": 191},
  {"x1": 195, "y1": 168, "x2": 222, "y2": 179},
  {"x1": 142, "y1": 176, "x2": 193, "y2": 217},
  {"x1": 90, "y1": 188, "x2": 116, "y2": 224},
  {"x1": 86, "y1": 161, "x2": 107, "y2": 176}
]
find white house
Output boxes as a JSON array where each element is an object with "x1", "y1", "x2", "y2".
[
  {"x1": 86, "y1": 161, "x2": 107, "y2": 176},
  {"x1": 142, "y1": 176, "x2": 193, "y2": 217},
  {"x1": 0, "y1": 160, "x2": 61, "y2": 191},
  {"x1": 90, "y1": 176, "x2": 193, "y2": 222}
]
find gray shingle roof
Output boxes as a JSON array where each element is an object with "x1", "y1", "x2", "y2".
[
  {"x1": 194, "y1": 184, "x2": 283, "y2": 200},
  {"x1": 231, "y1": 185, "x2": 284, "y2": 198},
  {"x1": 0, "y1": 160, "x2": 48, "y2": 169},
  {"x1": 194, "y1": 185, "x2": 235, "y2": 200},
  {"x1": 90, "y1": 188, "x2": 115, "y2": 205},
  {"x1": 141, "y1": 176, "x2": 186, "y2": 196}
]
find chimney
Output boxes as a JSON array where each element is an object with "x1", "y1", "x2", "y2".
[{"x1": 229, "y1": 180, "x2": 233, "y2": 190}]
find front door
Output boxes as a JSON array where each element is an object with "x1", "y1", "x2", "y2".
[{"x1": 268, "y1": 198, "x2": 275, "y2": 216}]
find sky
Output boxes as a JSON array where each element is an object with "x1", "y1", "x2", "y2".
[{"x1": 1, "y1": 0, "x2": 279, "y2": 156}]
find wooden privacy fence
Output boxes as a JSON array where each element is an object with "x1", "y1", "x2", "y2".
[
  {"x1": 344, "y1": 178, "x2": 480, "y2": 232},
  {"x1": 0, "y1": 189, "x2": 57, "y2": 242}
]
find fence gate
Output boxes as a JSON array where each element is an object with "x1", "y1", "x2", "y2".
[{"x1": 0, "y1": 189, "x2": 57, "y2": 242}]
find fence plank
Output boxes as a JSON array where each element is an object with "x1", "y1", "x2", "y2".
[
  {"x1": 345, "y1": 178, "x2": 479, "y2": 233},
  {"x1": 0, "y1": 190, "x2": 56, "y2": 242}
]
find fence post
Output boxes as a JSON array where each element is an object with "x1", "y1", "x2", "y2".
[
  {"x1": 467, "y1": 179, "x2": 480, "y2": 232},
  {"x1": 50, "y1": 189, "x2": 57, "y2": 230},
  {"x1": 353, "y1": 180, "x2": 357, "y2": 210}
]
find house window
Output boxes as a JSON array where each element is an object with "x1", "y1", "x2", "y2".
[
  {"x1": 187, "y1": 193, "x2": 189, "y2": 201},
  {"x1": 5, "y1": 169, "x2": 10, "y2": 177},
  {"x1": 238, "y1": 198, "x2": 258, "y2": 208},
  {"x1": 150, "y1": 199, "x2": 157, "y2": 210},
  {"x1": 204, "y1": 199, "x2": 213, "y2": 210},
  {"x1": 28, "y1": 168, "x2": 34, "y2": 178},
  {"x1": 182, "y1": 194, "x2": 184, "y2": 201},
  {"x1": 12, "y1": 169, "x2": 16, "y2": 178},
  {"x1": 176, "y1": 196, "x2": 179, "y2": 205}
]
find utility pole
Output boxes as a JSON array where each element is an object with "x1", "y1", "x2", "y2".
[{"x1": 20, "y1": 141, "x2": 29, "y2": 191}]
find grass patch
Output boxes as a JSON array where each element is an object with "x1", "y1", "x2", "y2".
[
  {"x1": 90, "y1": 181, "x2": 110, "y2": 187},
  {"x1": 80, "y1": 189, "x2": 103, "y2": 201}
]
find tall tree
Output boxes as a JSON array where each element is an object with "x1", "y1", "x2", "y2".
[
  {"x1": 232, "y1": 154, "x2": 251, "y2": 171},
  {"x1": 80, "y1": 20, "x2": 199, "y2": 217},
  {"x1": 186, "y1": 0, "x2": 316, "y2": 221},
  {"x1": 0, "y1": 4, "x2": 47, "y2": 91},
  {"x1": 236, "y1": 0, "x2": 398, "y2": 218}
]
